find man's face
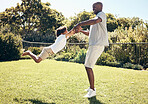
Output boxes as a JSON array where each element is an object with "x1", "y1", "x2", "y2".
[{"x1": 93, "y1": 4, "x2": 102, "y2": 15}]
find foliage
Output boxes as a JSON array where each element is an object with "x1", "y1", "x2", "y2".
[
  {"x1": 109, "y1": 25, "x2": 148, "y2": 43},
  {"x1": 123, "y1": 63, "x2": 143, "y2": 70},
  {"x1": 106, "y1": 13, "x2": 118, "y2": 32},
  {"x1": 72, "y1": 48, "x2": 87, "y2": 63},
  {"x1": 0, "y1": 31, "x2": 22, "y2": 61},
  {"x1": 105, "y1": 61, "x2": 122, "y2": 67},
  {"x1": 0, "y1": 0, "x2": 146, "y2": 43},
  {"x1": 96, "y1": 52, "x2": 122, "y2": 68},
  {"x1": 67, "y1": 32, "x2": 88, "y2": 47},
  {"x1": 106, "y1": 14, "x2": 144, "y2": 32},
  {"x1": 28, "y1": 47, "x2": 41, "y2": 55},
  {"x1": 117, "y1": 17, "x2": 144, "y2": 29},
  {"x1": 96, "y1": 52, "x2": 116, "y2": 65},
  {"x1": 55, "y1": 52, "x2": 75, "y2": 62},
  {"x1": 55, "y1": 45, "x2": 81, "y2": 62},
  {"x1": 55, "y1": 46, "x2": 87, "y2": 64},
  {"x1": 54, "y1": 45, "x2": 146, "y2": 70},
  {"x1": 0, "y1": 0, "x2": 65, "y2": 42},
  {"x1": 68, "y1": 11, "x2": 95, "y2": 30},
  {"x1": 108, "y1": 25, "x2": 148, "y2": 67}
]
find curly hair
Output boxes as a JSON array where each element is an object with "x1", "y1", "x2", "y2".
[{"x1": 56, "y1": 26, "x2": 67, "y2": 37}]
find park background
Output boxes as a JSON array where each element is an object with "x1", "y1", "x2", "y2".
[
  {"x1": 0, "y1": 0, "x2": 148, "y2": 104},
  {"x1": 0, "y1": 0, "x2": 147, "y2": 69}
]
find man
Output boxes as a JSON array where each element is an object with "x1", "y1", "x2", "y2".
[{"x1": 74, "y1": 2, "x2": 109, "y2": 98}]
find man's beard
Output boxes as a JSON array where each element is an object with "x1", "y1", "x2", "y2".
[{"x1": 94, "y1": 10, "x2": 102, "y2": 15}]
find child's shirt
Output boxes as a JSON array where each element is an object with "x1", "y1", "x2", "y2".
[{"x1": 50, "y1": 34, "x2": 66, "y2": 54}]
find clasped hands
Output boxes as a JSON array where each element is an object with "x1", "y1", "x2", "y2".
[{"x1": 73, "y1": 23, "x2": 82, "y2": 33}]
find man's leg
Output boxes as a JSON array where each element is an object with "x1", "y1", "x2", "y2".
[
  {"x1": 84, "y1": 66, "x2": 96, "y2": 98},
  {"x1": 22, "y1": 50, "x2": 42, "y2": 63},
  {"x1": 85, "y1": 67, "x2": 95, "y2": 90}
]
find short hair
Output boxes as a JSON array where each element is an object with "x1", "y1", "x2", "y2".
[
  {"x1": 93, "y1": 2, "x2": 103, "y2": 6},
  {"x1": 56, "y1": 26, "x2": 67, "y2": 37}
]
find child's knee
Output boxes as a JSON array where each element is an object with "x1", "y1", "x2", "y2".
[
  {"x1": 36, "y1": 60, "x2": 40, "y2": 63},
  {"x1": 35, "y1": 58, "x2": 42, "y2": 63}
]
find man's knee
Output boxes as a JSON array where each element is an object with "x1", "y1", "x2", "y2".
[{"x1": 85, "y1": 66, "x2": 92, "y2": 70}]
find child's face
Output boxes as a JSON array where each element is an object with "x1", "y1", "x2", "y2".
[{"x1": 63, "y1": 30, "x2": 68, "y2": 34}]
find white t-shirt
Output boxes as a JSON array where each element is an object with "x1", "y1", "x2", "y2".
[
  {"x1": 50, "y1": 35, "x2": 66, "y2": 54},
  {"x1": 89, "y1": 11, "x2": 109, "y2": 46}
]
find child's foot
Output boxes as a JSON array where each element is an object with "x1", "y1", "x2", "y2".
[{"x1": 22, "y1": 50, "x2": 31, "y2": 56}]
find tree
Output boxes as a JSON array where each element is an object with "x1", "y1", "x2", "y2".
[
  {"x1": 117, "y1": 17, "x2": 144, "y2": 30},
  {"x1": 106, "y1": 13, "x2": 118, "y2": 32},
  {"x1": 130, "y1": 17, "x2": 144, "y2": 29},
  {"x1": 68, "y1": 12, "x2": 118, "y2": 32},
  {"x1": 145, "y1": 20, "x2": 148, "y2": 28},
  {"x1": 117, "y1": 17, "x2": 130, "y2": 29},
  {"x1": 68, "y1": 11, "x2": 95, "y2": 30},
  {"x1": 0, "y1": 0, "x2": 65, "y2": 42}
]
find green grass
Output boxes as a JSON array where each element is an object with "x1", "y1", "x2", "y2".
[{"x1": 0, "y1": 60, "x2": 148, "y2": 104}]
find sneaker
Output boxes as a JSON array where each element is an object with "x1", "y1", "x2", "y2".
[
  {"x1": 84, "y1": 88, "x2": 96, "y2": 98},
  {"x1": 85, "y1": 87, "x2": 96, "y2": 92},
  {"x1": 85, "y1": 87, "x2": 90, "y2": 92}
]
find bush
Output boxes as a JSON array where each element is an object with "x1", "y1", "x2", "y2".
[
  {"x1": 105, "y1": 61, "x2": 122, "y2": 67},
  {"x1": 96, "y1": 52, "x2": 116, "y2": 65},
  {"x1": 123, "y1": 63, "x2": 143, "y2": 70},
  {"x1": 72, "y1": 49, "x2": 87, "y2": 64},
  {"x1": 55, "y1": 52, "x2": 74, "y2": 61},
  {"x1": 123, "y1": 63, "x2": 135, "y2": 69},
  {"x1": 0, "y1": 32, "x2": 22, "y2": 61},
  {"x1": 28, "y1": 47, "x2": 41, "y2": 55},
  {"x1": 55, "y1": 48, "x2": 87, "y2": 64},
  {"x1": 134, "y1": 64, "x2": 143, "y2": 70}
]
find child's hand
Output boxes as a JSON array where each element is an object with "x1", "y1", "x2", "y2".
[
  {"x1": 72, "y1": 28, "x2": 75, "y2": 34},
  {"x1": 75, "y1": 26, "x2": 82, "y2": 33},
  {"x1": 70, "y1": 28, "x2": 76, "y2": 34}
]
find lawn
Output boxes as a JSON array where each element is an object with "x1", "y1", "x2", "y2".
[{"x1": 0, "y1": 59, "x2": 148, "y2": 104}]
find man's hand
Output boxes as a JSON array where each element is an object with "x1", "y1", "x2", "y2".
[{"x1": 74, "y1": 24, "x2": 82, "y2": 33}]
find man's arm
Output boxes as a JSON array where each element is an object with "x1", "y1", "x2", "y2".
[
  {"x1": 75, "y1": 17, "x2": 102, "y2": 29},
  {"x1": 80, "y1": 30, "x2": 89, "y2": 36}
]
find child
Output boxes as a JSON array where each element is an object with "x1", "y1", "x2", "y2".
[{"x1": 22, "y1": 26, "x2": 77, "y2": 63}]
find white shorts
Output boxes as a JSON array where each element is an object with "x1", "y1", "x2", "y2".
[
  {"x1": 38, "y1": 46, "x2": 54, "y2": 60},
  {"x1": 84, "y1": 45, "x2": 104, "y2": 69}
]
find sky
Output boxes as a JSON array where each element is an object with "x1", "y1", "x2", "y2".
[{"x1": 0, "y1": 0, "x2": 147, "y2": 21}]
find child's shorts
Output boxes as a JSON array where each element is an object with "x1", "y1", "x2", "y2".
[{"x1": 38, "y1": 46, "x2": 54, "y2": 60}]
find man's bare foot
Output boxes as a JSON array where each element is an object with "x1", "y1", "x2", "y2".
[{"x1": 22, "y1": 50, "x2": 31, "y2": 56}]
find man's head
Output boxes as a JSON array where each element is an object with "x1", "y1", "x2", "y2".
[{"x1": 93, "y1": 2, "x2": 103, "y2": 15}]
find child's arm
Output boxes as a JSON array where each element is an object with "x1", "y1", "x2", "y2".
[{"x1": 65, "y1": 28, "x2": 76, "y2": 39}]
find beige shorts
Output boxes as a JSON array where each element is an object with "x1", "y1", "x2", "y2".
[
  {"x1": 38, "y1": 46, "x2": 54, "y2": 60},
  {"x1": 84, "y1": 45, "x2": 104, "y2": 69}
]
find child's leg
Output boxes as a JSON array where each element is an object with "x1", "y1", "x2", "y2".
[{"x1": 22, "y1": 50, "x2": 42, "y2": 63}]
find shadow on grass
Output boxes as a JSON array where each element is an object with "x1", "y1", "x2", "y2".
[
  {"x1": 88, "y1": 96, "x2": 104, "y2": 104},
  {"x1": 14, "y1": 98, "x2": 55, "y2": 104}
]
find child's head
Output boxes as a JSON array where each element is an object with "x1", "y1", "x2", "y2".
[{"x1": 56, "y1": 26, "x2": 67, "y2": 37}]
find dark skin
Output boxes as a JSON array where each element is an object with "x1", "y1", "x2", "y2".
[{"x1": 74, "y1": 2, "x2": 103, "y2": 90}]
